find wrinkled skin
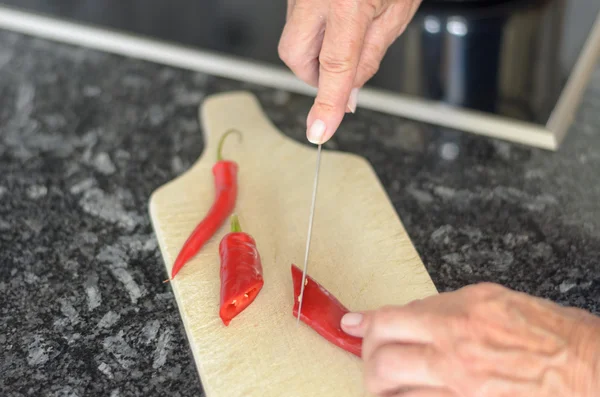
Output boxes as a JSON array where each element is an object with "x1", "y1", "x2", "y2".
[
  {"x1": 278, "y1": 0, "x2": 422, "y2": 144},
  {"x1": 341, "y1": 283, "x2": 600, "y2": 397}
]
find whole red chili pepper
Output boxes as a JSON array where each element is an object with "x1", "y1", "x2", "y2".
[
  {"x1": 219, "y1": 215, "x2": 264, "y2": 326},
  {"x1": 291, "y1": 264, "x2": 362, "y2": 357},
  {"x1": 170, "y1": 129, "x2": 240, "y2": 279}
]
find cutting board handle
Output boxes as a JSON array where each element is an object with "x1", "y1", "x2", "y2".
[{"x1": 198, "y1": 91, "x2": 307, "y2": 164}]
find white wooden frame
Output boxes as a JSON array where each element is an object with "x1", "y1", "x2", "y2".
[{"x1": 1, "y1": 5, "x2": 599, "y2": 150}]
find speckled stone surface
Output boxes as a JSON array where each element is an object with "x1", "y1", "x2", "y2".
[{"x1": 1, "y1": 29, "x2": 599, "y2": 397}]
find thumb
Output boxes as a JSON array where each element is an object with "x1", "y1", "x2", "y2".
[{"x1": 340, "y1": 311, "x2": 372, "y2": 337}]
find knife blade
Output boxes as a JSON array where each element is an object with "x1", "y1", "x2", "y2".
[{"x1": 296, "y1": 143, "x2": 323, "y2": 325}]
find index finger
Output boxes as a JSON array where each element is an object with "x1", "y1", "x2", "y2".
[
  {"x1": 306, "y1": 0, "x2": 376, "y2": 144},
  {"x1": 347, "y1": 304, "x2": 435, "y2": 341},
  {"x1": 364, "y1": 307, "x2": 437, "y2": 363}
]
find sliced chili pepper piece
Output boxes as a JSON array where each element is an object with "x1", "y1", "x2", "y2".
[
  {"x1": 219, "y1": 215, "x2": 264, "y2": 326},
  {"x1": 291, "y1": 264, "x2": 362, "y2": 357},
  {"x1": 170, "y1": 129, "x2": 241, "y2": 279}
]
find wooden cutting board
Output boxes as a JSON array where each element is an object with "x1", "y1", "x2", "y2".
[{"x1": 149, "y1": 91, "x2": 438, "y2": 397}]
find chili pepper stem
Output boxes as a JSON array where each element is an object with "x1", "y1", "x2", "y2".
[
  {"x1": 230, "y1": 214, "x2": 242, "y2": 233},
  {"x1": 216, "y1": 129, "x2": 242, "y2": 162}
]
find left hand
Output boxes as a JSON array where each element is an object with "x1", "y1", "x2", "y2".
[{"x1": 341, "y1": 282, "x2": 600, "y2": 397}]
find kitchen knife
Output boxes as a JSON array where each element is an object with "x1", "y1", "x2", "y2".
[{"x1": 296, "y1": 143, "x2": 322, "y2": 324}]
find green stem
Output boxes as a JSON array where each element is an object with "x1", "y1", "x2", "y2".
[
  {"x1": 216, "y1": 129, "x2": 242, "y2": 162},
  {"x1": 230, "y1": 214, "x2": 242, "y2": 233}
]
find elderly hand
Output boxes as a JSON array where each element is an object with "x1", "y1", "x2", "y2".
[
  {"x1": 278, "y1": 0, "x2": 422, "y2": 144},
  {"x1": 341, "y1": 282, "x2": 600, "y2": 397}
]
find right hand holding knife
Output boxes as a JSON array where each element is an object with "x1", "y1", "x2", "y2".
[{"x1": 278, "y1": 0, "x2": 423, "y2": 144}]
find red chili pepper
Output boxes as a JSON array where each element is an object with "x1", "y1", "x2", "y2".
[
  {"x1": 291, "y1": 264, "x2": 362, "y2": 357},
  {"x1": 170, "y1": 129, "x2": 240, "y2": 279},
  {"x1": 219, "y1": 215, "x2": 264, "y2": 326}
]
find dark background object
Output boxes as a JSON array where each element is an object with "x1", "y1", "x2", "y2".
[{"x1": 0, "y1": 0, "x2": 598, "y2": 125}]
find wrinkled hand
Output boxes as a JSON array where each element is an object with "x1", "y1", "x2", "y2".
[
  {"x1": 341, "y1": 282, "x2": 600, "y2": 397},
  {"x1": 278, "y1": 0, "x2": 422, "y2": 144}
]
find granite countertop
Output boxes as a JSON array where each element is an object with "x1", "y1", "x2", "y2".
[{"x1": 1, "y1": 29, "x2": 599, "y2": 397}]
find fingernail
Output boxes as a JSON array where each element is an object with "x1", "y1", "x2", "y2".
[
  {"x1": 341, "y1": 312, "x2": 363, "y2": 327},
  {"x1": 346, "y1": 88, "x2": 359, "y2": 113},
  {"x1": 307, "y1": 119, "x2": 326, "y2": 144}
]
